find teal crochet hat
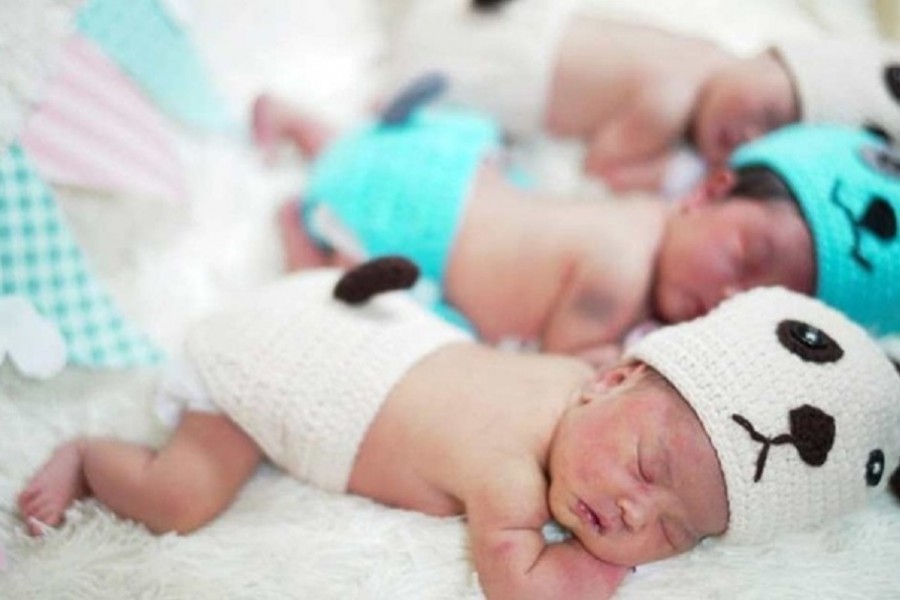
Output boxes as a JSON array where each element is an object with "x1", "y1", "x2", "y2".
[{"x1": 730, "y1": 124, "x2": 900, "y2": 335}]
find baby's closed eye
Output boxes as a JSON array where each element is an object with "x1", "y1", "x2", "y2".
[{"x1": 637, "y1": 441, "x2": 671, "y2": 486}]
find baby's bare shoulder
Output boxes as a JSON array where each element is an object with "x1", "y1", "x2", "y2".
[{"x1": 465, "y1": 453, "x2": 551, "y2": 529}]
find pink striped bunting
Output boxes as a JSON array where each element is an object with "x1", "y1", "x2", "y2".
[{"x1": 20, "y1": 34, "x2": 185, "y2": 202}]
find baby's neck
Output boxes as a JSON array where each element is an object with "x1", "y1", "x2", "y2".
[{"x1": 445, "y1": 168, "x2": 667, "y2": 345}]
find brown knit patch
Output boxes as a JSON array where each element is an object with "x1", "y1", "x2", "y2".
[
  {"x1": 472, "y1": 0, "x2": 516, "y2": 11},
  {"x1": 890, "y1": 460, "x2": 900, "y2": 502},
  {"x1": 333, "y1": 256, "x2": 420, "y2": 304},
  {"x1": 776, "y1": 320, "x2": 844, "y2": 363},
  {"x1": 884, "y1": 64, "x2": 900, "y2": 104},
  {"x1": 867, "y1": 449, "x2": 886, "y2": 487},
  {"x1": 789, "y1": 405, "x2": 836, "y2": 467},
  {"x1": 859, "y1": 198, "x2": 897, "y2": 240},
  {"x1": 864, "y1": 122, "x2": 894, "y2": 144}
]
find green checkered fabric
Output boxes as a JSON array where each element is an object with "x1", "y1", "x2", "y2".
[{"x1": 0, "y1": 143, "x2": 162, "y2": 368}]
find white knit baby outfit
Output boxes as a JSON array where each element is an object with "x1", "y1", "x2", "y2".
[
  {"x1": 628, "y1": 287, "x2": 900, "y2": 544},
  {"x1": 774, "y1": 38, "x2": 900, "y2": 141},
  {"x1": 385, "y1": 0, "x2": 580, "y2": 137},
  {"x1": 181, "y1": 269, "x2": 472, "y2": 492}
]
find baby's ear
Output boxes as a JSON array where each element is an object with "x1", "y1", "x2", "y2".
[
  {"x1": 577, "y1": 343, "x2": 622, "y2": 374},
  {"x1": 679, "y1": 168, "x2": 736, "y2": 211},
  {"x1": 583, "y1": 362, "x2": 645, "y2": 400}
]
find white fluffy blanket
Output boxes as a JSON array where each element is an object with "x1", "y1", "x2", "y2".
[{"x1": 2, "y1": 1, "x2": 900, "y2": 598}]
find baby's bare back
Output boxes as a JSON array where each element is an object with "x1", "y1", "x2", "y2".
[
  {"x1": 348, "y1": 343, "x2": 591, "y2": 516},
  {"x1": 448, "y1": 165, "x2": 667, "y2": 352}
]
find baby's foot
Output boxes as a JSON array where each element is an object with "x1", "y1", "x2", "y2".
[
  {"x1": 251, "y1": 94, "x2": 333, "y2": 162},
  {"x1": 17, "y1": 440, "x2": 88, "y2": 536},
  {"x1": 251, "y1": 94, "x2": 283, "y2": 164}
]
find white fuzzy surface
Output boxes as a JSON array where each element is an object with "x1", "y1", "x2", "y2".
[
  {"x1": 0, "y1": 0, "x2": 81, "y2": 152},
  {"x1": 2, "y1": 1, "x2": 900, "y2": 599}
]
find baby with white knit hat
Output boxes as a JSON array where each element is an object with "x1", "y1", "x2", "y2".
[
  {"x1": 385, "y1": 2, "x2": 900, "y2": 193},
  {"x1": 19, "y1": 258, "x2": 900, "y2": 600}
]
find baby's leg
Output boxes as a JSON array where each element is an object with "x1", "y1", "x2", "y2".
[
  {"x1": 18, "y1": 412, "x2": 262, "y2": 536},
  {"x1": 252, "y1": 94, "x2": 336, "y2": 160},
  {"x1": 278, "y1": 199, "x2": 358, "y2": 272}
]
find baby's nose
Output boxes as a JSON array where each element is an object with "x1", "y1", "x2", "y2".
[{"x1": 618, "y1": 497, "x2": 657, "y2": 532}]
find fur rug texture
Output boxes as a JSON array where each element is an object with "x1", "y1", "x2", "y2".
[{"x1": 1, "y1": 1, "x2": 899, "y2": 599}]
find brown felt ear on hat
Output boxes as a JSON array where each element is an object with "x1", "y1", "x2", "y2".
[
  {"x1": 884, "y1": 64, "x2": 900, "y2": 104},
  {"x1": 883, "y1": 357, "x2": 900, "y2": 503},
  {"x1": 864, "y1": 122, "x2": 894, "y2": 144},
  {"x1": 333, "y1": 256, "x2": 420, "y2": 304},
  {"x1": 890, "y1": 458, "x2": 900, "y2": 502},
  {"x1": 472, "y1": 0, "x2": 516, "y2": 12}
]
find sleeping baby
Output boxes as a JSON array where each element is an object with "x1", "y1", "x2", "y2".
[
  {"x1": 257, "y1": 83, "x2": 900, "y2": 361},
  {"x1": 19, "y1": 257, "x2": 900, "y2": 599}
]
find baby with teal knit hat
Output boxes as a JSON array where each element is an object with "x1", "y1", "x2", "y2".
[
  {"x1": 254, "y1": 80, "x2": 900, "y2": 359},
  {"x1": 728, "y1": 125, "x2": 900, "y2": 335}
]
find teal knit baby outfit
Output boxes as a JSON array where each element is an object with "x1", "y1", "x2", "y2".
[{"x1": 302, "y1": 107, "x2": 503, "y2": 332}]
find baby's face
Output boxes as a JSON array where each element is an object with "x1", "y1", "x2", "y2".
[
  {"x1": 547, "y1": 366, "x2": 728, "y2": 565},
  {"x1": 692, "y1": 52, "x2": 799, "y2": 166},
  {"x1": 654, "y1": 195, "x2": 815, "y2": 323}
]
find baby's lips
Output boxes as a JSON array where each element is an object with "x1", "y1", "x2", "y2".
[{"x1": 576, "y1": 499, "x2": 603, "y2": 533}]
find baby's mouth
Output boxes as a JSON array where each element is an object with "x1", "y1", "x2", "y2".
[{"x1": 576, "y1": 499, "x2": 606, "y2": 534}]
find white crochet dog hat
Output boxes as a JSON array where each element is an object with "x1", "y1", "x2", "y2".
[{"x1": 627, "y1": 287, "x2": 900, "y2": 544}]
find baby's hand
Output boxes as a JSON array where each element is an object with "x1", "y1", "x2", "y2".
[
  {"x1": 577, "y1": 344, "x2": 622, "y2": 374},
  {"x1": 546, "y1": 18, "x2": 736, "y2": 193},
  {"x1": 475, "y1": 533, "x2": 629, "y2": 600},
  {"x1": 468, "y1": 463, "x2": 629, "y2": 599}
]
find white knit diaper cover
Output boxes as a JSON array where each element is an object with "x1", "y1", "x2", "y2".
[{"x1": 182, "y1": 269, "x2": 472, "y2": 492}]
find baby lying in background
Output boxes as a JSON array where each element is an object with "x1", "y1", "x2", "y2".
[
  {"x1": 387, "y1": 1, "x2": 900, "y2": 192},
  {"x1": 693, "y1": 37, "x2": 900, "y2": 167},
  {"x1": 256, "y1": 83, "x2": 900, "y2": 363},
  {"x1": 18, "y1": 256, "x2": 900, "y2": 600}
]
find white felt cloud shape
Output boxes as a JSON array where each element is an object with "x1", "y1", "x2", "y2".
[{"x1": 0, "y1": 295, "x2": 67, "y2": 379}]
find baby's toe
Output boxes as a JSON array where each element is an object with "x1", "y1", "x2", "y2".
[{"x1": 25, "y1": 516, "x2": 47, "y2": 537}]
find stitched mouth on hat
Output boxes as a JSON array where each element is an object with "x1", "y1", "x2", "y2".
[{"x1": 829, "y1": 180, "x2": 874, "y2": 272}]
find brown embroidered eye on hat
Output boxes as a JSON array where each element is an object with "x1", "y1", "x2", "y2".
[{"x1": 627, "y1": 287, "x2": 900, "y2": 544}]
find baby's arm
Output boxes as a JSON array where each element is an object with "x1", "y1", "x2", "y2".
[
  {"x1": 466, "y1": 463, "x2": 628, "y2": 599},
  {"x1": 548, "y1": 17, "x2": 736, "y2": 192}
]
